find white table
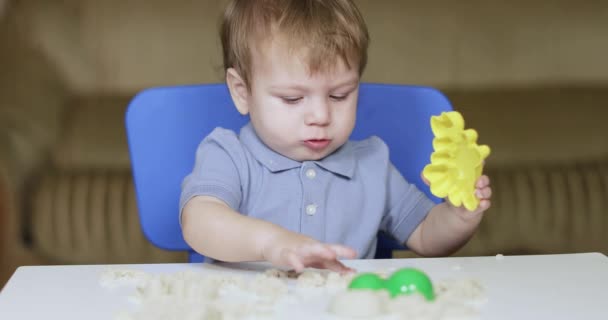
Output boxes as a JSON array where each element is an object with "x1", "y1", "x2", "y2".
[{"x1": 1, "y1": 252, "x2": 608, "y2": 319}]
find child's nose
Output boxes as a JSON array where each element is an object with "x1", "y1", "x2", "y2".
[{"x1": 305, "y1": 99, "x2": 331, "y2": 126}]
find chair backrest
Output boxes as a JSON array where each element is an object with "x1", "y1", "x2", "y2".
[{"x1": 126, "y1": 83, "x2": 452, "y2": 262}]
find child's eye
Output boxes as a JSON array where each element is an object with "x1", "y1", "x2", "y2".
[
  {"x1": 281, "y1": 97, "x2": 303, "y2": 104},
  {"x1": 330, "y1": 94, "x2": 349, "y2": 101}
]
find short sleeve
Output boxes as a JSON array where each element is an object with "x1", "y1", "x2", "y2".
[
  {"x1": 380, "y1": 163, "x2": 436, "y2": 245},
  {"x1": 179, "y1": 128, "x2": 246, "y2": 222}
]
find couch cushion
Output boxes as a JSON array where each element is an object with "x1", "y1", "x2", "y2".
[
  {"x1": 30, "y1": 169, "x2": 186, "y2": 264},
  {"x1": 458, "y1": 159, "x2": 608, "y2": 256},
  {"x1": 27, "y1": 160, "x2": 608, "y2": 264}
]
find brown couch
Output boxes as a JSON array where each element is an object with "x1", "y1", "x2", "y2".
[{"x1": 2, "y1": 0, "x2": 607, "y2": 287}]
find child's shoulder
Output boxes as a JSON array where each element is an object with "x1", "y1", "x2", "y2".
[
  {"x1": 199, "y1": 127, "x2": 246, "y2": 155},
  {"x1": 349, "y1": 135, "x2": 389, "y2": 160},
  {"x1": 202, "y1": 127, "x2": 241, "y2": 145},
  {"x1": 196, "y1": 127, "x2": 251, "y2": 169},
  {"x1": 205, "y1": 127, "x2": 239, "y2": 139}
]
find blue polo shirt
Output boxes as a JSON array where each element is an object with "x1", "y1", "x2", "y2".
[{"x1": 180, "y1": 123, "x2": 435, "y2": 258}]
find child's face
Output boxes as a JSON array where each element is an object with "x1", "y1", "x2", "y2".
[{"x1": 232, "y1": 38, "x2": 360, "y2": 162}]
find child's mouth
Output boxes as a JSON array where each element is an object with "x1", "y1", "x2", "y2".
[{"x1": 303, "y1": 139, "x2": 331, "y2": 150}]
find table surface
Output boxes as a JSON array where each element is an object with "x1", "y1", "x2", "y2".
[{"x1": 1, "y1": 252, "x2": 608, "y2": 319}]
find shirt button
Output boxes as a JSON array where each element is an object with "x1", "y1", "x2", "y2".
[
  {"x1": 305, "y1": 168, "x2": 317, "y2": 179},
  {"x1": 305, "y1": 204, "x2": 317, "y2": 216}
]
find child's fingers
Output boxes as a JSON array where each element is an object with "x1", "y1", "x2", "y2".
[
  {"x1": 296, "y1": 243, "x2": 357, "y2": 272},
  {"x1": 478, "y1": 199, "x2": 491, "y2": 211},
  {"x1": 299, "y1": 243, "x2": 337, "y2": 261},
  {"x1": 327, "y1": 244, "x2": 357, "y2": 259},
  {"x1": 308, "y1": 258, "x2": 353, "y2": 273},
  {"x1": 476, "y1": 186, "x2": 492, "y2": 199},
  {"x1": 476, "y1": 175, "x2": 490, "y2": 188},
  {"x1": 284, "y1": 250, "x2": 305, "y2": 273},
  {"x1": 284, "y1": 243, "x2": 357, "y2": 273},
  {"x1": 320, "y1": 259, "x2": 354, "y2": 274}
]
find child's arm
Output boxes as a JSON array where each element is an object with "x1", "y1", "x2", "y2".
[
  {"x1": 182, "y1": 195, "x2": 357, "y2": 272},
  {"x1": 406, "y1": 175, "x2": 492, "y2": 256}
]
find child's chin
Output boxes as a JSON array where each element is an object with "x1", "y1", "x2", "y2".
[{"x1": 292, "y1": 151, "x2": 329, "y2": 162}]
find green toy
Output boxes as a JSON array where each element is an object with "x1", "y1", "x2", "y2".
[
  {"x1": 348, "y1": 268, "x2": 436, "y2": 301},
  {"x1": 384, "y1": 268, "x2": 435, "y2": 301},
  {"x1": 347, "y1": 273, "x2": 386, "y2": 291}
]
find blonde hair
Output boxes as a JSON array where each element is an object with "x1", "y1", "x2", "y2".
[{"x1": 221, "y1": 0, "x2": 369, "y2": 88}]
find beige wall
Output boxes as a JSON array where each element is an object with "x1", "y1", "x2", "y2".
[
  {"x1": 452, "y1": 87, "x2": 608, "y2": 166},
  {"x1": 3, "y1": 0, "x2": 607, "y2": 175},
  {"x1": 10, "y1": 0, "x2": 608, "y2": 95},
  {"x1": 360, "y1": 0, "x2": 608, "y2": 88}
]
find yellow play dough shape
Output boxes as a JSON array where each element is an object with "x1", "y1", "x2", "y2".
[{"x1": 422, "y1": 111, "x2": 490, "y2": 211}]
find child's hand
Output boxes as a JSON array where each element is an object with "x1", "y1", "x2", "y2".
[
  {"x1": 262, "y1": 237, "x2": 357, "y2": 274},
  {"x1": 421, "y1": 173, "x2": 492, "y2": 218},
  {"x1": 448, "y1": 175, "x2": 492, "y2": 218}
]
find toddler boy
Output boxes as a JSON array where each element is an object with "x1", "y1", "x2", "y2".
[{"x1": 180, "y1": 0, "x2": 492, "y2": 273}]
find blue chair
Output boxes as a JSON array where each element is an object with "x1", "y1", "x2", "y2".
[{"x1": 125, "y1": 83, "x2": 452, "y2": 262}]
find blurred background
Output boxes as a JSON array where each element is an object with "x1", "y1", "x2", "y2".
[{"x1": 1, "y1": 0, "x2": 607, "y2": 289}]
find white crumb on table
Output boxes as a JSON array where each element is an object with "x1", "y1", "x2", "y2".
[{"x1": 99, "y1": 268, "x2": 151, "y2": 288}]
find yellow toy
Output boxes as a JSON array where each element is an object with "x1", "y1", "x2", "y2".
[{"x1": 422, "y1": 111, "x2": 490, "y2": 211}]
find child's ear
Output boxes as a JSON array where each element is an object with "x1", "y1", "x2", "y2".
[{"x1": 226, "y1": 68, "x2": 250, "y2": 115}]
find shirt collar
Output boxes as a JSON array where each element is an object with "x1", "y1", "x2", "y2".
[
  {"x1": 314, "y1": 143, "x2": 356, "y2": 179},
  {"x1": 239, "y1": 122, "x2": 356, "y2": 179}
]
